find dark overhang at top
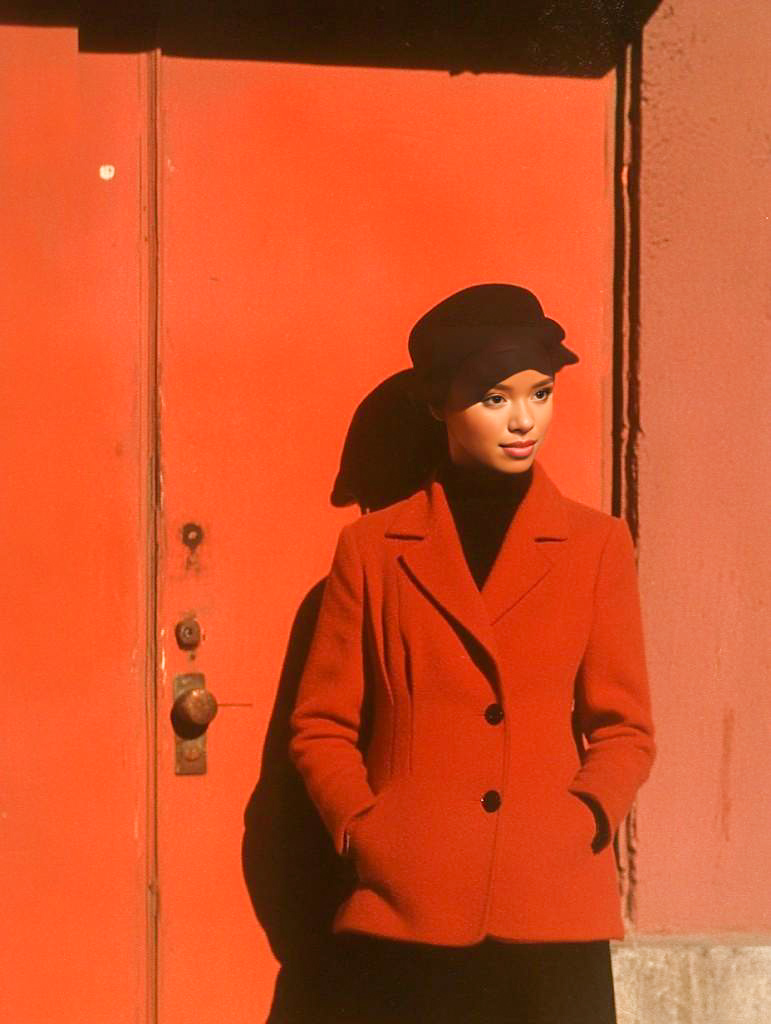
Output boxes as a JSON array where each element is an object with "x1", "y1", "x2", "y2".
[{"x1": 5, "y1": 1, "x2": 661, "y2": 76}]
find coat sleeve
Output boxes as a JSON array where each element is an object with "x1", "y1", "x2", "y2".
[
  {"x1": 288, "y1": 523, "x2": 378, "y2": 857},
  {"x1": 568, "y1": 515, "x2": 656, "y2": 850}
]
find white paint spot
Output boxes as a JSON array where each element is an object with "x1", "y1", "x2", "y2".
[{"x1": 99, "y1": 164, "x2": 116, "y2": 181}]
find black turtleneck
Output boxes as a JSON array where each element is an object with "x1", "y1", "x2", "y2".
[{"x1": 435, "y1": 455, "x2": 533, "y2": 590}]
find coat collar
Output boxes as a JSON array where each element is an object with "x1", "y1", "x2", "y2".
[{"x1": 383, "y1": 459, "x2": 570, "y2": 685}]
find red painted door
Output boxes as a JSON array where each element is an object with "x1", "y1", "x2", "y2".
[
  {"x1": 156, "y1": 56, "x2": 615, "y2": 1021},
  {"x1": 3, "y1": 26, "x2": 615, "y2": 1022}
]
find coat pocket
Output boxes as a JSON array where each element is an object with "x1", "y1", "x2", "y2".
[
  {"x1": 345, "y1": 775, "x2": 417, "y2": 892},
  {"x1": 563, "y1": 788, "x2": 600, "y2": 849},
  {"x1": 347, "y1": 776, "x2": 402, "y2": 853},
  {"x1": 520, "y1": 783, "x2": 599, "y2": 870}
]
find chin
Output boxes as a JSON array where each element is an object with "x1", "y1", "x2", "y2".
[{"x1": 494, "y1": 451, "x2": 537, "y2": 471}]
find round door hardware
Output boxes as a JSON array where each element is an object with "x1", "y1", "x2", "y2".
[
  {"x1": 181, "y1": 522, "x2": 204, "y2": 552},
  {"x1": 171, "y1": 687, "x2": 218, "y2": 740},
  {"x1": 175, "y1": 617, "x2": 201, "y2": 651}
]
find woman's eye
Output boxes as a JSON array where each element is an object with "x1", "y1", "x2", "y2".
[
  {"x1": 483, "y1": 394, "x2": 505, "y2": 406},
  {"x1": 534, "y1": 387, "x2": 553, "y2": 401}
]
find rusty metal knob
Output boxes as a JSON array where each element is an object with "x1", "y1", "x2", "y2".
[{"x1": 171, "y1": 687, "x2": 218, "y2": 739}]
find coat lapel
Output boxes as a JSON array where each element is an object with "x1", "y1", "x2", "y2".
[{"x1": 384, "y1": 460, "x2": 570, "y2": 682}]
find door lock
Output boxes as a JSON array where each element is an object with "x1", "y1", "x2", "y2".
[{"x1": 175, "y1": 617, "x2": 201, "y2": 651}]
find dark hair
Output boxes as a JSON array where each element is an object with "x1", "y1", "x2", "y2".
[{"x1": 331, "y1": 371, "x2": 447, "y2": 512}]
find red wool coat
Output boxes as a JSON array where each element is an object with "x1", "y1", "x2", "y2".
[{"x1": 288, "y1": 460, "x2": 656, "y2": 945}]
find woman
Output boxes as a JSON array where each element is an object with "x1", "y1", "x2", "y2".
[{"x1": 288, "y1": 284, "x2": 656, "y2": 1023}]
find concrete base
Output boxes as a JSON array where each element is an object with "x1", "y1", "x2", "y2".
[{"x1": 612, "y1": 938, "x2": 771, "y2": 1024}]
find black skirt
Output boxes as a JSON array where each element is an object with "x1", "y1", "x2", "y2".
[{"x1": 302, "y1": 931, "x2": 617, "y2": 1024}]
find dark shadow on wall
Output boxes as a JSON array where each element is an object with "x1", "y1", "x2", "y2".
[
  {"x1": 241, "y1": 371, "x2": 444, "y2": 1021},
  {"x1": 241, "y1": 578, "x2": 350, "y2": 1022},
  {"x1": 6, "y1": 1, "x2": 661, "y2": 76}
]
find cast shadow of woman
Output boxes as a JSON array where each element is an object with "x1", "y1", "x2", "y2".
[{"x1": 241, "y1": 370, "x2": 446, "y2": 1023}]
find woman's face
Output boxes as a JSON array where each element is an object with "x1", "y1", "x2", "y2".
[{"x1": 429, "y1": 366, "x2": 554, "y2": 474}]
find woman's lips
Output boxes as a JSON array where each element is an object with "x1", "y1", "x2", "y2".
[{"x1": 501, "y1": 441, "x2": 536, "y2": 458}]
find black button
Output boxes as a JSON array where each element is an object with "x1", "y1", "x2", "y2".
[
  {"x1": 481, "y1": 790, "x2": 501, "y2": 812},
  {"x1": 484, "y1": 702, "x2": 504, "y2": 725}
]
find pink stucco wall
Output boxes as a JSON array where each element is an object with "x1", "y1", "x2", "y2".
[{"x1": 634, "y1": 0, "x2": 770, "y2": 934}]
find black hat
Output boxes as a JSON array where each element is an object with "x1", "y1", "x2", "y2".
[{"x1": 407, "y1": 283, "x2": 579, "y2": 405}]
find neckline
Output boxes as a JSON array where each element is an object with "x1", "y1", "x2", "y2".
[{"x1": 435, "y1": 453, "x2": 534, "y2": 501}]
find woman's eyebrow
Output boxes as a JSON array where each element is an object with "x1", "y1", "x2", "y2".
[{"x1": 488, "y1": 376, "x2": 554, "y2": 392}]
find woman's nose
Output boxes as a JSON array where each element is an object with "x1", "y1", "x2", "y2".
[{"x1": 507, "y1": 403, "x2": 534, "y2": 432}]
